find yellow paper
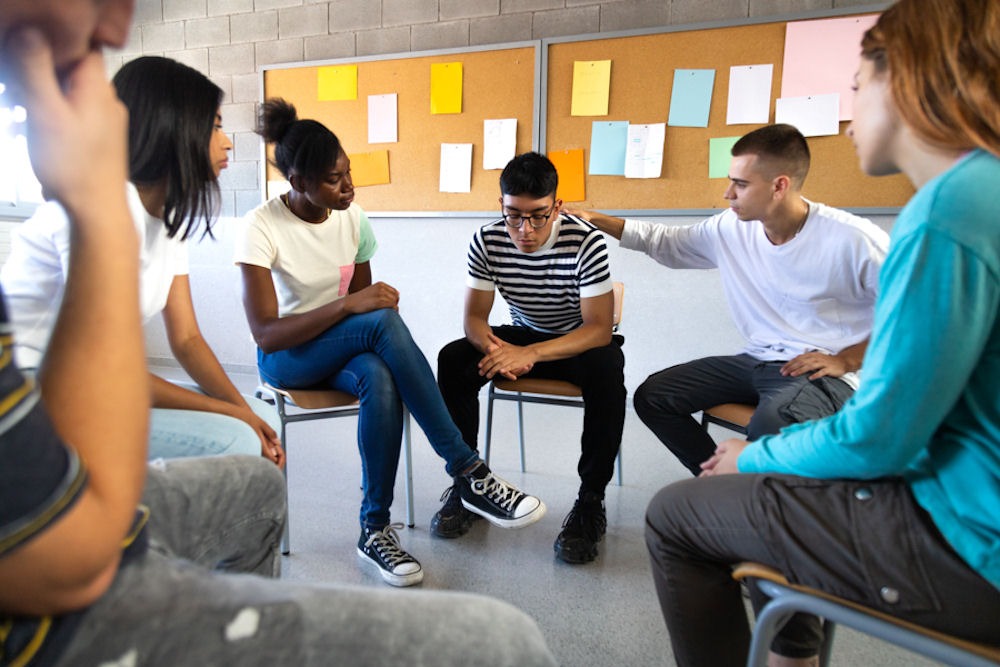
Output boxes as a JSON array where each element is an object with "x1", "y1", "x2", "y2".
[
  {"x1": 430, "y1": 62, "x2": 463, "y2": 114},
  {"x1": 547, "y1": 149, "x2": 586, "y2": 202},
  {"x1": 571, "y1": 60, "x2": 611, "y2": 116},
  {"x1": 349, "y1": 150, "x2": 390, "y2": 187},
  {"x1": 318, "y1": 65, "x2": 358, "y2": 101}
]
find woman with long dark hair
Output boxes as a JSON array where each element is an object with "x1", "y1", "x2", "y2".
[{"x1": 1, "y1": 56, "x2": 284, "y2": 466}]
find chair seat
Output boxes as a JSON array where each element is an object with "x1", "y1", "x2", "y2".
[
  {"x1": 703, "y1": 403, "x2": 756, "y2": 428},
  {"x1": 733, "y1": 562, "x2": 1000, "y2": 666},
  {"x1": 264, "y1": 384, "x2": 359, "y2": 410},
  {"x1": 492, "y1": 377, "x2": 583, "y2": 398}
]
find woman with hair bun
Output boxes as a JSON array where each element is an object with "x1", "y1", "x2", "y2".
[
  {"x1": 1, "y1": 55, "x2": 284, "y2": 466},
  {"x1": 645, "y1": 0, "x2": 1000, "y2": 664},
  {"x1": 236, "y1": 99, "x2": 545, "y2": 587}
]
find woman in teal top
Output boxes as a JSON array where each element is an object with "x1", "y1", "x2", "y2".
[{"x1": 645, "y1": 1, "x2": 1000, "y2": 665}]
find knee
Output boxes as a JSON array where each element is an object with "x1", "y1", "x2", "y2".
[
  {"x1": 632, "y1": 376, "x2": 691, "y2": 421},
  {"x1": 437, "y1": 338, "x2": 478, "y2": 384},
  {"x1": 368, "y1": 307, "x2": 409, "y2": 340},
  {"x1": 222, "y1": 455, "x2": 287, "y2": 521},
  {"x1": 355, "y1": 358, "x2": 400, "y2": 408}
]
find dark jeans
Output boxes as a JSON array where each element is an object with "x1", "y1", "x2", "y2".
[
  {"x1": 437, "y1": 325, "x2": 626, "y2": 494},
  {"x1": 645, "y1": 474, "x2": 1000, "y2": 667},
  {"x1": 634, "y1": 354, "x2": 854, "y2": 475}
]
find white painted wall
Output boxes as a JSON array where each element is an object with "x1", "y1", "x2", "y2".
[{"x1": 143, "y1": 211, "x2": 895, "y2": 396}]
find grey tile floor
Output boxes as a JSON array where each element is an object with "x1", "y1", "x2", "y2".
[{"x1": 163, "y1": 366, "x2": 939, "y2": 667}]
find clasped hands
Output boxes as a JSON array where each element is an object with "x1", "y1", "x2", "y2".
[
  {"x1": 477, "y1": 333, "x2": 538, "y2": 381},
  {"x1": 699, "y1": 438, "x2": 749, "y2": 477}
]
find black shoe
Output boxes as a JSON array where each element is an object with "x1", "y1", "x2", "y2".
[
  {"x1": 356, "y1": 523, "x2": 423, "y2": 587},
  {"x1": 430, "y1": 483, "x2": 481, "y2": 538},
  {"x1": 459, "y1": 463, "x2": 546, "y2": 529},
  {"x1": 554, "y1": 492, "x2": 607, "y2": 564}
]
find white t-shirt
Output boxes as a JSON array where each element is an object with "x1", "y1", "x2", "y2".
[
  {"x1": 233, "y1": 198, "x2": 377, "y2": 317},
  {"x1": 621, "y1": 201, "x2": 889, "y2": 386},
  {"x1": 0, "y1": 183, "x2": 189, "y2": 368}
]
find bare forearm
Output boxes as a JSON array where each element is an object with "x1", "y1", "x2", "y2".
[
  {"x1": 40, "y1": 205, "x2": 148, "y2": 528},
  {"x1": 524, "y1": 324, "x2": 613, "y2": 363},
  {"x1": 169, "y1": 337, "x2": 246, "y2": 406},
  {"x1": 464, "y1": 316, "x2": 496, "y2": 353},
  {"x1": 835, "y1": 339, "x2": 869, "y2": 373},
  {"x1": 252, "y1": 299, "x2": 352, "y2": 353}
]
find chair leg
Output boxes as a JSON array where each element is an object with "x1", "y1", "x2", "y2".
[
  {"x1": 275, "y1": 395, "x2": 291, "y2": 556},
  {"x1": 402, "y1": 407, "x2": 415, "y2": 528},
  {"x1": 484, "y1": 384, "x2": 495, "y2": 466},
  {"x1": 516, "y1": 392, "x2": 526, "y2": 472}
]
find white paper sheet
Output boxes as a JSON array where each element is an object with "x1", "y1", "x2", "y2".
[
  {"x1": 367, "y1": 93, "x2": 398, "y2": 144},
  {"x1": 624, "y1": 123, "x2": 665, "y2": 179},
  {"x1": 483, "y1": 118, "x2": 517, "y2": 170},
  {"x1": 439, "y1": 143, "x2": 473, "y2": 193},
  {"x1": 775, "y1": 94, "x2": 841, "y2": 137},
  {"x1": 726, "y1": 64, "x2": 773, "y2": 125}
]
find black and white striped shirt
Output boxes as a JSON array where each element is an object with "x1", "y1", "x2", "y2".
[{"x1": 466, "y1": 213, "x2": 613, "y2": 333}]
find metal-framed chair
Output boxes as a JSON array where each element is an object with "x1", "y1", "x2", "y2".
[
  {"x1": 732, "y1": 562, "x2": 1000, "y2": 667},
  {"x1": 483, "y1": 282, "x2": 625, "y2": 485},
  {"x1": 701, "y1": 402, "x2": 756, "y2": 436},
  {"x1": 254, "y1": 383, "x2": 414, "y2": 555}
]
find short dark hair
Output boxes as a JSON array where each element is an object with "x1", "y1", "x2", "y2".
[
  {"x1": 113, "y1": 56, "x2": 224, "y2": 240},
  {"x1": 257, "y1": 98, "x2": 342, "y2": 186},
  {"x1": 731, "y1": 124, "x2": 811, "y2": 188},
  {"x1": 499, "y1": 152, "x2": 558, "y2": 199}
]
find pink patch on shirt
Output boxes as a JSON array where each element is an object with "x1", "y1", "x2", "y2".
[{"x1": 339, "y1": 264, "x2": 355, "y2": 296}]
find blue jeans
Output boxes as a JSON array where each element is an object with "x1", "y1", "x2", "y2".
[
  {"x1": 55, "y1": 456, "x2": 556, "y2": 667},
  {"x1": 257, "y1": 308, "x2": 480, "y2": 528},
  {"x1": 149, "y1": 384, "x2": 281, "y2": 460}
]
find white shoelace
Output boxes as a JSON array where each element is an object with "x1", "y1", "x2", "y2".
[
  {"x1": 364, "y1": 523, "x2": 414, "y2": 567},
  {"x1": 468, "y1": 473, "x2": 524, "y2": 511}
]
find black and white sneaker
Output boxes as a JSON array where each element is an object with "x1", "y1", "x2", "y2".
[
  {"x1": 357, "y1": 523, "x2": 423, "y2": 587},
  {"x1": 459, "y1": 463, "x2": 546, "y2": 529}
]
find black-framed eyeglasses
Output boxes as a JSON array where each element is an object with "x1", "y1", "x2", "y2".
[{"x1": 501, "y1": 206, "x2": 556, "y2": 230}]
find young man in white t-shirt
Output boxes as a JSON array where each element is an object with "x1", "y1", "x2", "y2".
[{"x1": 571, "y1": 124, "x2": 890, "y2": 475}]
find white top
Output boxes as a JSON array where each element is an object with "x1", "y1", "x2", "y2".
[
  {"x1": 621, "y1": 201, "x2": 889, "y2": 387},
  {"x1": 0, "y1": 183, "x2": 189, "y2": 369},
  {"x1": 234, "y1": 198, "x2": 377, "y2": 317}
]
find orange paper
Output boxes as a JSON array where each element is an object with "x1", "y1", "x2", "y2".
[
  {"x1": 548, "y1": 149, "x2": 586, "y2": 202},
  {"x1": 349, "y1": 150, "x2": 390, "y2": 187}
]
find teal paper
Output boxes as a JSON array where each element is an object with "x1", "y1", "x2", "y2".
[
  {"x1": 668, "y1": 69, "x2": 715, "y2": 127},
  {"x1": 589, "y1": 121, "x2": 629, "y2": 175},
  {"x1": 708, "y1": 136, "x2": 740, "y2": 178}
]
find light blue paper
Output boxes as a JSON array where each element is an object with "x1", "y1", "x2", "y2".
[
  {"x1": 588, "y1": 121, "x2": 629, "y2": 175},
  {"x1": 668, "y1": 69, "x2": 715, "y2": 127}
]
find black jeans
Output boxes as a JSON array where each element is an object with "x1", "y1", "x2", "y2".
[
  {"x1": 634, "y1": 354, "x2": 854, "y2": 475},
  {"x1": 645, "y1": 474, "x2": 1000, "y2": 667},
  {"x1": 437, "y1": 326, "x2": 626, "y2": 494}
]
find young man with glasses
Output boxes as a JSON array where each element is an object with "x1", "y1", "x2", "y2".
[{"x1": 435, "y1": 152, "x2": 626, "y2": 565}]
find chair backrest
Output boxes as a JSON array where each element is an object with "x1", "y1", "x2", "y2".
[
  {"x1": 612, "y1": 281, "x2": 624, "y2": 332},
  {"x1": 733, "y1": 562, "x2": 1000, "y2": 666}
]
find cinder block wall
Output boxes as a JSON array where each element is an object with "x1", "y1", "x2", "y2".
[{"x1": 113, "y1": 0, "x2": 880, "y2": 218}]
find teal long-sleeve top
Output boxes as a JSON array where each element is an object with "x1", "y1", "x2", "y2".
[{"x1": 738, "y1": 149, "x2": 1000, "y2": 590}]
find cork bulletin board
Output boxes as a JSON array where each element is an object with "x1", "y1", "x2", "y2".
[
  {"x1": 543, "y1": 13, "x2": 914, "y2": 212},
  {"x1": 261, "y1": 8, "x2": 911, "y2": 214},
  {"x1": 262, "y1": 44, "x2": 538, "y2": 213}
]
